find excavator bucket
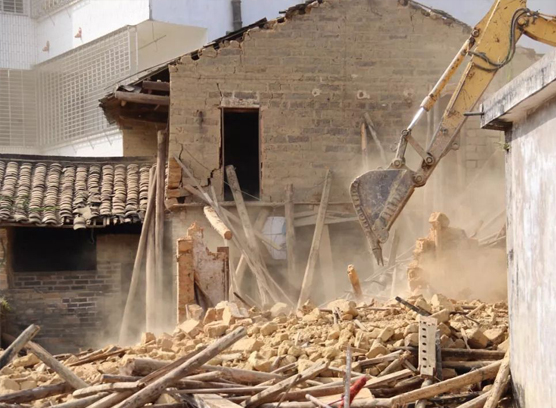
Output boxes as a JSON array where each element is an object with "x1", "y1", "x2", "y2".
[{"x1": 350, "y1": 168, "x2": 416, "y2": 265}]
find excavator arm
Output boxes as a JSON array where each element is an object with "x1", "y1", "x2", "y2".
[{"x1": 351, "y1": 0, "x2": 556, "y2": 265}]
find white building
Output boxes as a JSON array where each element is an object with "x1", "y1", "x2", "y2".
[{"x1": 0, "y1": 0, "x2": 300, "y2": 156}]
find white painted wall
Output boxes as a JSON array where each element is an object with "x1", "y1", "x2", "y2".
[
  {"x1": 241, "y1": 0, "x2": 299, "y2": 26},
  {"x1": 136, "y1": 20, "x2": 207, "y2": 72},
  {"x1": 0, "y1": 1, "x2": 36, "y2": 69},
  {"x1": 35, "y1": 0, "x2": 150, "y2": 63}
]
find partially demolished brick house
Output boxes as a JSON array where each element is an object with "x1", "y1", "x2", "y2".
[
  {"x1": 100, "y1": 0, "x2": 539, "y2": 324},
  {"x1": 0, "y1": 155, "x2": 152, "y2": 352}
]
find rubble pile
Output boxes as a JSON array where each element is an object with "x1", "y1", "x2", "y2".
[{"x1": 0, "y1": 295, "x2": 510, "y2": 408}]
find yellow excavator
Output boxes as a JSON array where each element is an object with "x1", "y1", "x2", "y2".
[{"x1": 351, "y1": 0, "x2": 556, "y2": 265}]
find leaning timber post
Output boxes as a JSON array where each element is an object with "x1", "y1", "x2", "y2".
[
  {"x1": 155, "y1": 130, "x2": 167, "y2": 327},
  {"x1": 120, "y1": 167, "x2": 157, "y2": 344}
]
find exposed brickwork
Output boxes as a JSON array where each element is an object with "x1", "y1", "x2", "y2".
[
  {"x1": 167, "y1": 0, "x2": 539, "y2": 203},
  {"x1": 121, "y1": 118, "x2": 163, "y2": 157},
  {"x1": 2, "y1": 231, "x2": 139, "y2": 353}
]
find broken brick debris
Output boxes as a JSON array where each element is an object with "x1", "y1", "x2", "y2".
[{"x1": 0, "y1": 296, "x2": 509, "y2": 407}]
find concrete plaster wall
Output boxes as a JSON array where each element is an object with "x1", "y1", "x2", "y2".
[{"x1": 505, "y1": 95, "x2": 556, "y2": 406}]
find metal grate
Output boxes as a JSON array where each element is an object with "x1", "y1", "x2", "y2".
[
  {"x1": 30, "y1": 0, "x2": 78, "y2": 19},
  {"x1": 0, "y1": 69, "x2": 38, "y2": 147},
  {"x1": 36, "y1": 27, "x2": 138, "y2": 147},
  {"x1": 0, "y1": 0, "x2": 24, "y2": 14}
]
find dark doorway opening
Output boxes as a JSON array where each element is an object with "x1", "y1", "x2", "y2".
[{"x1": 222, "y1": 109, "x2": 260, "y2": 201}]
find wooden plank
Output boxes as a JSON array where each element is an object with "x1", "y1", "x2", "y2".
[
  {"x1": 294, "y1": 215, "x2": 358, "y2": 228},
  {"x1": 115, "y1": 91, "x2": 169, "y2": 106},
  {"x1": 318, "y1": 225, "x2": 335, "y2": 300},
  {"x1": 155, "y1": 131, "x2": 166, "y2": 324},
  {"x1": 456, "y1": 392, "x2": 490, "y2": 408},
  {"x1": 244, "y1": 362, "x2": 329, "y2": 408},
  {"x1": 195, "y1": 394, "x2": 243, "y2": 408},
  {"x1": 0, "y1": 325, "x2": 40, "y2": 369},
  {"x1": 204, "y1": 206, "x2": 232, "y2": 240},
  {"x1": 387, "y1": 361, "x2": 501, "y2": 406},
  {"x1": 225, "y1": 166, "x2": 262, "y2": 256},
  {"x1": 284, "y1": 184, "x2": 297, "y2": 283},
  {"x1": 141, "y1": 81, "x2": 170, "y2": 92},
  {"x1": 26, "y1": 342, "x2": 88, "y2": 389},
  {"x1": 0, "y1": 383, "x2": 71, "y2": 404},
  {"x1": 483, "y1": 351, "x2": 510, "y2": 408},
  {"x1": 120, "y1": 167, "x2": 156, "y2": 343},
  {"x1": 116, "y1": 328, "x2": 247, "y2": 408},
  {"x1": 145, "y1": 199, "x2": 157, "y2": 332},
  {"x1": 234, "y1": 208, "x2": 270, "y2": 292},
  {"x1": 297, "y1": 170, "x2": 332, "y2": 308}
]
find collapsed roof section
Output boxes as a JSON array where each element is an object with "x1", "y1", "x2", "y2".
[{"x1": 0, "y1": 154, "x2": 154, "y2": 229}]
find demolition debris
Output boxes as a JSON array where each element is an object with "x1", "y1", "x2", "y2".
[{"x1": 0, "y1": 295, "x2": 509, "y2": 408}]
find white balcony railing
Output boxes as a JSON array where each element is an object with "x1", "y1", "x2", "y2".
[{"x1": 30, "y1": 0, "x2": 79, "y2": 19}]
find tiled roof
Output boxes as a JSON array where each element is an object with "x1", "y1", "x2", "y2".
[{"x1": 0, "y1": 155, "x2": 153, "y2": 228}]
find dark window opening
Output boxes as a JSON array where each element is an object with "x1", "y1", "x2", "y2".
[
  {"x1": 223, "y1": 109, "x2": 260, "y2": 201},
  {"x1": 12, "y1": 228, "x2": 97, "y2": 272}
]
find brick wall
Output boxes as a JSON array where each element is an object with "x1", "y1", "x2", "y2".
[
  {"x1": 2, "y1": 230, "x2": 139, "y2": 353},
  {"x1": 121, "y1": 118, "x2": 164, "y2": 157},
  {"x1": 167, "y1": 0, "x2": 539, "y2": 204}
]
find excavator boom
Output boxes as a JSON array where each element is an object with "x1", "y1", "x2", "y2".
[{"x1": 352, "y1": 0, "x2": 556, "y2": 265}]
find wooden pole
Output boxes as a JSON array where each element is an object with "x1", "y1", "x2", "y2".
[
  {"x1": 155, "y1": 131, "x2": 167, "y2": 325},
  {"x1": 234, "y1": 208, "x2": 271, "y2": 293},
  {"x1": 244, "y1": 362, "x2": 329, "y2": 408},
  {"x1": 284, "y1": 184, "x2": 297, "y2": 284},
  {"x1": 318, "y1": 225, "x2": 335, "y2": 301},
  {"x1": 117, "y1": 328, "x2": 247, "y2": 408},
  {"x1": 297, "y1": 170, "x2": 332, "y2": 308},
  {"x1": 361, "y1": 123, "x2": 369, "y2": 169},
  {"x1": 204, "y1": 206, "x2": 232, "y2": 240},
  {"x1": 120, "y1": 167, "x2": 156, "y2": 344},
  {"x1": 0, "y1": 383, "x2": 71, "y2": 404},
  {"x1": 145, "y1": 204, "x2": 157, "y2": 332},
  {"x1": 456, "y1": 392, "x2": 490, "y2": 408},
  {"x1": 483, "y1": 351, "x2": 510, "y2": 408},
  {"x1": 225, "y1": 166, "x2": 263, "y2": 257},
  {"x1": 387, "y1": 361, "x2": 501, "y2": 406},
  {"x1": 1, "y1": 335, "x2": 89, "y2": 390},
  {"x1": 49, "y1": 393, "x2": 109, "y2": 408},
  {"x1": 0, "y1": 325, "x2": 40, "y2": 369}
]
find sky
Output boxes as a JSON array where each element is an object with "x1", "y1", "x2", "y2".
[{"x1": 420, "y1": 0, "x2": 556, "y2": 53}]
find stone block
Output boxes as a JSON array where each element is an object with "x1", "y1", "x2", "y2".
[
  {"x1": 177, "y1": 319, "x2": 202, "y2": 337},
  {"x1": 260, "y1": 322, "x2": 278, "y2": 336},
  {"x1": 466, "y1": 328, "x2": 489, "y2": 349},
  {"x1": 404, "y1": 333, "x2": 419, "y2": 347},
  {"x1": 230, "y1": 338, "x2": 264, "y2": 353},
  {"x1": 204, "y1": 321, "x2": 229, "y2": 338},
  {"x1": 431, "y1": 309, "x2": 451, "y2": 323}
]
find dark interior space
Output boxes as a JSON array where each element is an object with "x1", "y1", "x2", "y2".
[
  {"x1": 12, "y1": 227, "x2": 97, "y2": 272},
  {"x1": 223, "y1": 109, "x2": 260, "y2": 201}
]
